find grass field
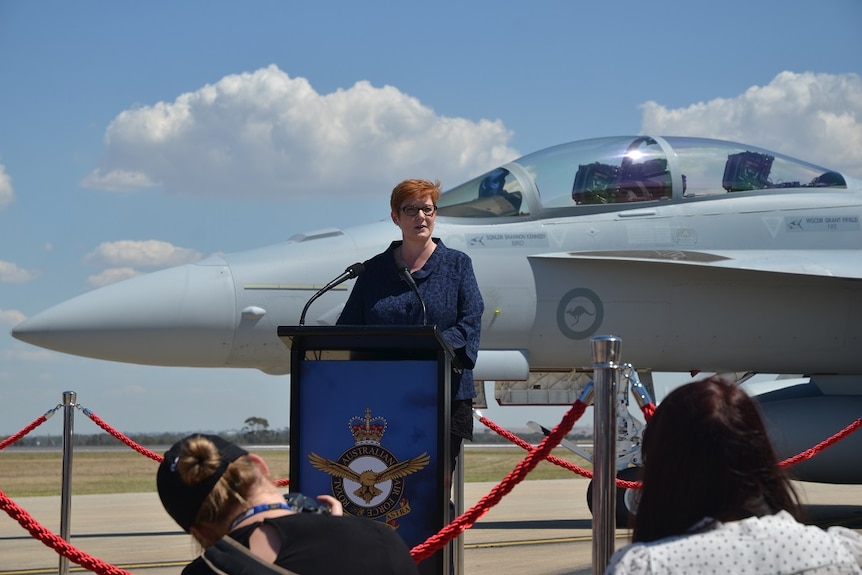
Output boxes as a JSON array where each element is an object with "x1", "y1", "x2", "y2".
[{"x1": 0, "y1": 447, "x2": 592, "y2": 497}]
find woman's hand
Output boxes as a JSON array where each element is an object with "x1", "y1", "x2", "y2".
[{"x1": 316, "y1": 494, "x2": 343, "y2": 516}]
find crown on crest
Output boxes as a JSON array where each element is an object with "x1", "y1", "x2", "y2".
[{"x1": 349, "y1": 408, "x2": 387, "y2": 445}]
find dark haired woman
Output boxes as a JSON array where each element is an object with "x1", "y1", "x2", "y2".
[{"x1": 607, "y1": 376, "x2": 862, "y2": 573}]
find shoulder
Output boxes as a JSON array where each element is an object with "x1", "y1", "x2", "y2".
[
  {"x1": 365, "y1": 243, "x2": 399, "y2": 268},
  {"x1": 606, "y1": 544, "x2": 652, "y2": 575},
  {"x1": 826, "y1": 524, "x2": 862, "y2": 563},
  {"x1": 431, "y1": 239, "x2": 474, "y2": 266},
  {"x1": 264, "y1": 512, "x2": 393, "y2": 536},
  {"x1": 353, "y1": 245, "x2": 397, "y2": 282},
  {"x1": 276, "y1": 515, "x2": 414, "y2": 555},
  {"x1": 333, "y1": 514, "x2": 401, "y2": 536},
  {"x1": 332, "y1": 515, "x2": 411, "y2": 548}
]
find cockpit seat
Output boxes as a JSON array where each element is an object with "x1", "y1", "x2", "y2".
[
  {"x1": 476, "y1": 167, "x2": 522, "y2": 213},
  {"x1": 617, "y1": 158, "x2": 671, "y2": 201},
  {"x1": 722, "y1": 151, "x2": 774, "y2": 192},
  {"x1": 479, "y1": 168, "x2": 509, "y2": 197},
  {"x1": 573, "y1": 159, "x2": 670, "y2": 204},
  {"x1": 572, "y1": 162, "x2": 620, "y2": 204}
]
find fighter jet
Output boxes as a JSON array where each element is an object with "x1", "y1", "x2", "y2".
[{"x1": 12, "y1": 135, "x2": 862, "y2": 483}]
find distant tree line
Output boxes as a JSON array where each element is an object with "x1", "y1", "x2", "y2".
[
  {"x1": 4, "y1": 416, "x2": 592, "y2": 449},
  {"x1": 473, "y1": 427, "x2": 594, "y2": 444},
  {"x1": 5, "y1": 417, "x2": 289, "y2": 448}
]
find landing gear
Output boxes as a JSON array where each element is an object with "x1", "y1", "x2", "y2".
[{"x1": 586, "y1": 466, "x2": 642, "y2": 528}]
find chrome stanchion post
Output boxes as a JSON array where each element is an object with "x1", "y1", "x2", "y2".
[
  {"x1": 591, "y1": 336, "x2": 621, "y2": 575},
  {"x1": 59, "y1": 391, "x2": 76, "y2": 575},
  {"x1": 454, "y1": 440, "x2": 464, "y2": 575}
]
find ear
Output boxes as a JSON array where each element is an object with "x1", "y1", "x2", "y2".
[{"x1": 248, "y1": 453, "x2": 271, "y2": 477}]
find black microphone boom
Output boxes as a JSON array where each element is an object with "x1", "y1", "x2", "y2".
[
  {"x1": 399, "y1": 266, "x2": 462, "y2": 372},
  {"x1": 299, "y1": 262, "x2": 365, "y2": 326},
  {"x1": 399, "y1": 266, "x2": 428, "y2": 326}
]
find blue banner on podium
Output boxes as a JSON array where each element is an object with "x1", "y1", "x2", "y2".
[{"x1": 281, "y1": 325, "x2": 452, "y2": 574}]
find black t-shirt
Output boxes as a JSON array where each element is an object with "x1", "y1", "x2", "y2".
[{"x1": 182, "y1": 513, "x2": 420, "y2": 575}]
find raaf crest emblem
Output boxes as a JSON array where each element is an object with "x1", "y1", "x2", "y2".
[{"x1": 307, "y1": 408, "x2": 429, "y2": 526}]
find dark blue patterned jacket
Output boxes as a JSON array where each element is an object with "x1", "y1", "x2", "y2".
[{"x1": 336, "y1": 238, "x2": 483, "y2": 400}]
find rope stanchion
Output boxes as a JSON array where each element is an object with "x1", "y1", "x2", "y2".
[
  {"x1": 0, "y1": 488, "x2": 131, "y2": 575},
  {"x1": 410, "y1": 399, "x2": 587, "y2": 562}
]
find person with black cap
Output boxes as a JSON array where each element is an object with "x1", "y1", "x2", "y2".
[{"x1": 157, "y1": 433, "x2": 420, "y2": 575}]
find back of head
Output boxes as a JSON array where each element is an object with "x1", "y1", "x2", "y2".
[
  {"x1": 632, "y1": 376, "x2": 799, "y2": 542},
  {"x1": 390, "y1": 179, "x2": 442, "y2": 212},
  {"x1": 157, "y1": 434, "x2": 254, "y2": 533}
]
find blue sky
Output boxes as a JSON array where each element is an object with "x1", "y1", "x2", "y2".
[{"x1": 1, "y1": 0, "x2": 861, "y2": 438}]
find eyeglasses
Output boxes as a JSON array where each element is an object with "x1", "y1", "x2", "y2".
[{"x1": 400, "y1": 205, "x2": 437, "y2": 216}]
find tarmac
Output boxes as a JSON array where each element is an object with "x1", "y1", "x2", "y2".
[{"x1": 2, "y1": 479, "x2": 862, "y2": 575}]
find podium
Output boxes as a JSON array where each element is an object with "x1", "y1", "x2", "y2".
[{"x1": 278, "y1": 325, "x2": 454, "y2": 574}]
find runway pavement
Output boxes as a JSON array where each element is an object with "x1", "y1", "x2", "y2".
[{"x1": 2, "y1": 479, "x2": 861, "y2": 575}]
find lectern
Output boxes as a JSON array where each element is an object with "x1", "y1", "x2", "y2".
[{"x1": 278, "y1": 325, "x2": 454, "y2": 574}]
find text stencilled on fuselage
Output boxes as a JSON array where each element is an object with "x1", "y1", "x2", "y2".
[
  {"x1": 467, "y1": 232, "x2": 549, "y2": 248},
  {"x1": 786, "y1": 215, "x2": 860, "y2": 232}
]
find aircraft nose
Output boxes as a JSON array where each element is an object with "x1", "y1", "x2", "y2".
[{"x1": 11, "y1": 259, "x2": 237, "y2": 366}]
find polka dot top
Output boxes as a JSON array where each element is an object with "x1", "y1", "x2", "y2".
[{"x1": 606, "y1": 511, "x2": 862, "y2": 574}]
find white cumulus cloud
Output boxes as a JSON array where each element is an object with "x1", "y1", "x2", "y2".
[
  {"x1": 0, "y1": 308, "x2": 27, "y2": 328},
  {"x1": 0, "y1": 260, "x2": 39, "y2": 284},
  {"x1": 83, "y1": 240, "x2": 202, "y2": 268},
  {"x1": 0, "y1": 162, "x2": 13, "y2": 210},
  {"x1": 640, "y1": 71, "x2": 862, "y2": 177},
  {"x1": 82, "y1": 169, "x2": 157, "y2": 193},
  {"x1": 1, "y1": 347, "x2": 60, "y2": 363},
  {"x1": 86, "y1": 267, "x2": 142, "y2": 288},
  {"x1": 82, "y1": 65, "x2": 518, "y2": 199}
]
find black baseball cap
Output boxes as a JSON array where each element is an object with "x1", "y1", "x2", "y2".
[{"x1": 156, "y1": 434, "x2": 248, "y2": 532}]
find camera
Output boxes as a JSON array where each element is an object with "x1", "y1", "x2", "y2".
[{"x1": 284, "y1": 492, "x2": 331, "y2": 514}]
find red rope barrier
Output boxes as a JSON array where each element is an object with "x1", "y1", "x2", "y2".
[
  {"x1": 81, "y1": 408, "x2": 163, "y2": 462},
  {"x1": 641, "y1": 402, "x2": 656, "y2": 422},
  {"x1": 0, "y1": 415, "x2": 49, "y2": 451},
  {"x1": 81, "y1": 407, "x2": 292, "y2": 486},
  {"x1": 409, "y1": 400, "x2": 586, "y2": 562},
  {"x1": 479, "y1": 414, "x2": 593, "y2": 479},
  {"x1": 1, "y1": 399, "x2": 859, "y2": 571},
  {"x1": 780, "y1": 418, "x2": 862, "y2": 468},
  {"x1": 0, "y1": 488, "x2": 131, "y2": 575},
  {"x1": 478, "y1": 411, "x2": 643, "y2": 490}
]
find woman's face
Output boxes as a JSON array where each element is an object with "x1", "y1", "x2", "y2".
[{"x1": 392, "y1": 194, "x2": 437, "y2": 242}]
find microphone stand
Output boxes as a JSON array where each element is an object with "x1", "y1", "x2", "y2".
[
  {"x1": 399, "y1": 265, "x2": 461, "y2": 372},
  {"x1": 399, "y1": 266, "x2": 427, "y2": 326},
  {"x1": 299, "y1": 262, "x2": 365, "y2": 326}
]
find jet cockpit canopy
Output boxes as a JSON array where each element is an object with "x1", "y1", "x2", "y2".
[{"x1": 436, "y1": 136, "x2": 847, "y2": 220}]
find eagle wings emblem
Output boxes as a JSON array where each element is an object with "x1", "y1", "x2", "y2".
[{"x1": 308, "y1": 451, "x2": 430, "y2": 503}]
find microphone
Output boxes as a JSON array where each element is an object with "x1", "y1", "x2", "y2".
[
  {"x1": 299, "y1": 262, "x2": 365, "y2": 326},
  {"x1": 399, "y1": 266, "x2": 427, "y2": 326}
]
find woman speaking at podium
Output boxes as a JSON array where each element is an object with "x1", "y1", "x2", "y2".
[{"x1": 336, "y1": 178, "x2": 484, "y2": 473}]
